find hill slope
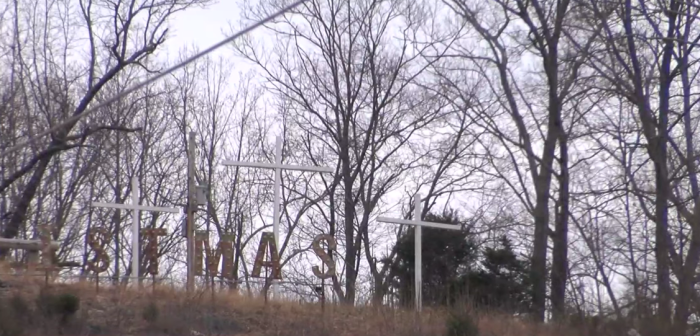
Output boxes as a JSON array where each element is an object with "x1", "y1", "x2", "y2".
[{"x1": 0, "y1": 276, "x2": 578, "y2": 336}]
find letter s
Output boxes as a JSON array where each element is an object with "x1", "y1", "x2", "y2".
[{"x1": 312, "y1": 234, "x2": 336, "y2": 279}]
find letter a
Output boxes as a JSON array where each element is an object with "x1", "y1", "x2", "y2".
[{"x1": 251, "y1": 232, "x2": 282, "y2": 279}]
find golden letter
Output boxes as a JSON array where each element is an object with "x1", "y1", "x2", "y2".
[
  {"x1": 311, "y1": 234, "x2": 336, "y2": 279},
  {"x1": 251, "y1": 232, "x2": 282, "y2": 279},
  {"x1": 141, "y1": 228, "x2": 167, "y2": 276},
  {"x1": 206, "y1": 234, "x2": 235, "y2": 279},
  {"x1": 38, "y1": 225, "x2": 57, "y2": 272},
  {"x1": 194, "y1": 231, "x2": 207, "y2": 276},
  {"x1": 86, "y1": 227, "x2": 111, "y2": 274},
  {"x1": 195, "y1": 231, "x2": 235, "y2": 279}
]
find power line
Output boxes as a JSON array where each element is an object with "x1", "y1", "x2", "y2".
[{"x1": 0, "y1": 0, "x2": 308, "y2": 158}]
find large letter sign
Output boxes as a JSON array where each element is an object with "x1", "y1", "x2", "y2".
[
  {"x1": 141, "y1": 228, "x2": 167, "y2": 276},
  {"x1": 195, "y1": 231, "x2": 235, "y2": 279},
  {"x1": 86, "y1": 227, "x2": 111, "y2": 274},
  {"x1": 311, "y1": 234, "x2": 336, "y2": 279},
  {"x1": 252, "y1": 232, "x2": 282, "y2": 280},
  {"x1": 37, "y1": 224, "x2": 60, "y2": 274}
]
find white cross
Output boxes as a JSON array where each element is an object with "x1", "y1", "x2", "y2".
[
  {"x1": 377, "y1": 193, "x2": 461, "y2": 312},
  {"x1": 221, "y1": 135, "x2": 334, "y2": 295},
  {"x1": 92, "y1": 176, "x2": 180, "y2": 284}
]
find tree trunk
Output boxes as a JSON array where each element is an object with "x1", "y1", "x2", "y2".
[
  {"x1": 0, "y1": 156, "x2": 51, "y2": 255},
  {"x1": 531, "y1": 185, "x2": 550, "y2": 321},
  {"x1": 653, "y1": 0, "x2": 676, "y2": 325},
  {"x1": 551, "y1": 135, "x2": 569, "y2": 321},
  {"x1": 342, "y1": 144, "x2": 356, "y2": 305},
  {"x1": 531, "y1": 59, "x2": 562, "y2": 321}
]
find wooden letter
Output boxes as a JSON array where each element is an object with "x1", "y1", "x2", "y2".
[
  {"x1": 86, "y1": 227, "x2": 111, "y2": 274},
  {"x1": 195, "y1": 231, "x2": 235, "y2": 279},
  {"x1": 251, "y1": 232, "x2": 282, "y2": 279},
  {"x1": 141, "y1": 228, "x2": 167, "y2": 276},
  {"x1": 38, "y1": 225, "x2": 57, "y2": 272},
  {"x1": 207, "y1": 234, "x2": 235, "y2": 279},
  {"x1": 0, "y1": 225, "x2": 60, "y2": 273},
  {"x1": 194, "y1": 231, "x2": 207, "y2": 276},
  {"x1": 311, "y1": 234, "x2": 336, "y2": 279}
]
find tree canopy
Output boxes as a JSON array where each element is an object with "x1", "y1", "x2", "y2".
[{"x1": 391, "y1": 211, "x2": 531, "y2": 313}]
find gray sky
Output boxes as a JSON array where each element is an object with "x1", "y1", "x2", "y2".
[{"x1": 165, "y1": 0, "x2": 241, "y2": 59}]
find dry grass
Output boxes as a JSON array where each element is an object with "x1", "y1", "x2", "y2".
[{"x1": 0, "y1": 274, "x2": 578, "y2": 336}]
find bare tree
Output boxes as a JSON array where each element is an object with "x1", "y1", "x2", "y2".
[
  {"x1": 577, "y1": 0, "x2": 700, "y2": 333},
  {"x1": 233, "y1": 0, "x2": 458, "y2": 304},
  {"x1": 442, "y1": 0, "x2": 601, "y2": 320},
  {"x1": 0, "y1": 0, "x2": 210, "y2": 258}
]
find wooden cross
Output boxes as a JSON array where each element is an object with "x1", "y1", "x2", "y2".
[
  {"x1": 92, "y1": 176, "x2": 179, "y2": 283},
  {"x1": 221, "y1": 135, "x2": 334, "y2": 296}
]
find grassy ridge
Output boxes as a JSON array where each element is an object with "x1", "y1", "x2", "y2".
[{"x1": 0, "y1": 272, "x2": 582, "y2": 336}]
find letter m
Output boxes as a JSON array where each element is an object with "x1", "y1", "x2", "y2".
[{"x1": 195, "y1": 232, "x2": 235, "y2": 279}]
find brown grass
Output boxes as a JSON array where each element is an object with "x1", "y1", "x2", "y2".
[{"x1": 0, "y1": 275, "x2": 579, "y2": 336}]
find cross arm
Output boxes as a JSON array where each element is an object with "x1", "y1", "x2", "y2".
[
  {"x1": 221, "y1": 160, "x2": 334, "y2": 173},
  {"x1": 0, "y1": 238, "x2": 61, "y2": 250},
  {"x1": 92, "y1": 202, "x2": 181, "y2": 214},
  {"x1": 376, "y1": 217, "x2": 462, "y2": 231}
]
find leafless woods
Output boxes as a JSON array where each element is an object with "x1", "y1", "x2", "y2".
[{"x1": 1, "y1": 0, "x2": 699, "y2": 334}]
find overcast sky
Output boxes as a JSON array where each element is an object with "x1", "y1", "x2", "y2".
[{"x1": 164, "y1": 1, "x2": 242, "y2": 60}]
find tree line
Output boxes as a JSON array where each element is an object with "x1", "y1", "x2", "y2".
[{"x1": 1, "y1": 0, "x2": 699, "y2": 334}]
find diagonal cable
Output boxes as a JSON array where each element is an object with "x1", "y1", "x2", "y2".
[{"x1": 0, "y1": 0, "x2": 307, "y2": 158}]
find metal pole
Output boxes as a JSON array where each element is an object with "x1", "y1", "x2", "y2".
[
  {"x1": 414, "y1": 193, "x2": 422, "y2": 312},
  {"x1": 131, "y1": 176, "x2": 140, "y2": 287},
  {"x1": 321, "y1": 262, "x2": 326, "y2": 312},
  {"x1": 187, "y1": 131, "x2": 196, "y2": 292},
  {"x1": 272, "y1": 136, "x2": 282, "y2": 298}
]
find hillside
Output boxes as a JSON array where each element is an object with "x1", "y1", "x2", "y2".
[{"x1": 0, "y1": 276, "x2": 579, "y2": 336}]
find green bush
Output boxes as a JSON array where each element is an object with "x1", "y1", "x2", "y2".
[
  {"x1": 53, "y1": 293, "x2": 80, "y2": 320},
  {"x1": 36, "y1": 291, "x2": 80, "y2": 325},
  {"x1": 445, "y1": 312, "x2": 479, "y2": 336},
  {"x1": 142, "y1": 302, "x2": 159, "y2": 324}
]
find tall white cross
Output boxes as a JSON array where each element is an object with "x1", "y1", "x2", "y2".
[
  {"x1": 222, "y1": 135, "x2": 334, "y2": 295},
  {"x1": 92, "y1": 176, "x2": 180, "y2": 284},
  {"x1": 377, "y1": 193, "x2": 461, "y2": 312}
]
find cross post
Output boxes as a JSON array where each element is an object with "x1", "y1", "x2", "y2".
[
  {"x1": 221, "y1": 135, "x2": 334, "y2": 297},
  {"x1": 92, "y1": 176, "x2": 180, "y2": 285},
  {"x1": 377, "y1": 193, "x2": 461, "y2": 312}
]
